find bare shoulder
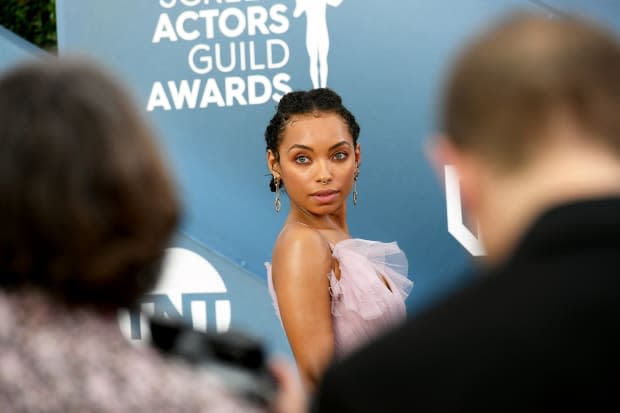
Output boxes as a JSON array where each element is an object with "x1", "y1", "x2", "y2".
[{"x1": 271, "y1": 224, "x2": 332, "y2": 283}]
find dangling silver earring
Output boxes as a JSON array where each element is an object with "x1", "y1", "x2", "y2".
[
  {"x1": 353, "y1": 169, "x2": 359, "y2": 206},
  {"x1": 274, "y1": 176, "x2": 282, "y2": 213}
]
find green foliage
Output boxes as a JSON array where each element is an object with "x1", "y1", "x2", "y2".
[{"x1": 0, "y1": 0, "x2": 57, "y2": 51}]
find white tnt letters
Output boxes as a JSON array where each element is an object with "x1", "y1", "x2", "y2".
[{"x1": 118, "y1": 248, "x2": 232, "y2": 342}]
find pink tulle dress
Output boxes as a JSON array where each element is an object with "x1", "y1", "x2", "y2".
[{"x1": 266, "y1": 237, "x2": 413, "y2": 357}]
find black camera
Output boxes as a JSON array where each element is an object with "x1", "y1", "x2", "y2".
[{"x1": 148, "y1": 317, "x2": 278, "y2": 408}]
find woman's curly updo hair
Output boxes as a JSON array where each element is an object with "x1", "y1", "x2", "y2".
[{"x1": 264, "y1": 88, "x2": 360, "y2": 191}]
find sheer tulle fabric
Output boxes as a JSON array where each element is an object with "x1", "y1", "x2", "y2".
[{"x1": 266, "y1": 238, "x2": 413, "y2": 357}]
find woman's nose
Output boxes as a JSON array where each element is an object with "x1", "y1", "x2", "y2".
[{"x1": 315, "y1": 160, "x2": 333, "y2": 184}]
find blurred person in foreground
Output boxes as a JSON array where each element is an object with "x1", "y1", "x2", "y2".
[
  {"x1": 312, "y1": 12, "x2": 620, "y2": 412},
  {"x1": 0, "y1": 58, "x2": 302, "y2": 413}
]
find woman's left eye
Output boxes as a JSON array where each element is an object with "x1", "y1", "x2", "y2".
[{"x1": 333, "y1": 152, "x2": 348, "y2": 161}]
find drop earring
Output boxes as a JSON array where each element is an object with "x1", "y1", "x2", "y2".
[
  {"x1": 274, "y1": 176, "x2": 282, "y2": 213},
  {"x1": 353, "y1": 168, "x2": 359, "y2": 206}
]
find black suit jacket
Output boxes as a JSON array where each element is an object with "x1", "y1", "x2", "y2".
[{"x1": 313, "y1": 198, "x2": 620, "y2": 412}]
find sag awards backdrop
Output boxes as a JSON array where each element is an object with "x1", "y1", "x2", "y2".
[{"x1": 1, "y1": 0, "x2": 619, "y2": 359}]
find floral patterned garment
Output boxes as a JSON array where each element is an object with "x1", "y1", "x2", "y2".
[{"x1": 0, "y1": 289, "x2": 264, "y2": 413}]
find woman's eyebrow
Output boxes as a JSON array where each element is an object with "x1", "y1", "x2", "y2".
[
  {"x1": 329, "y1": 141, "x2": 351, "y2": 151},
  {"x1": 287, "y1": 140, "x2": 351, "y2": 153},
  {"x1": 287, "y1": 144, "x2": 314, "y2": 153}
]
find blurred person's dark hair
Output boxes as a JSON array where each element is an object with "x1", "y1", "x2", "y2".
[
  {"x1": 442, "y1": 12, "x2": 620, "y2": 171},
  {"x1": 0, "y1": 58, "x2": 180, "y2": 310}
]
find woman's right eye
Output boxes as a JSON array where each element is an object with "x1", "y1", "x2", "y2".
[{"x1": 295, "y1": 155, "x2": 310, "y2": 164}]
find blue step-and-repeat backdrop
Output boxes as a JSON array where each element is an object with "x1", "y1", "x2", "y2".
[{"x1": 2, "y1": 0, "x2": 619, "y2": 359}]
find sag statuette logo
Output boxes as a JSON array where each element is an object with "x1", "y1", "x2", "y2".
[
  {"x1": 118, "y1": 247, "x2": 231, "y2": 343},
  {"x1": 293, "y1": 0, "x2": 342, "y2": 89}
]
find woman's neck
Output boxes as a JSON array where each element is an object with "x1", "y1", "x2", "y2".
[{"x1": 287, "y1": 204, "x2": 349, "y2": 233}]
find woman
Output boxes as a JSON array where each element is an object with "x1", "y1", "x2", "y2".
[
  {"x1": 264, "y1": 88, "x2": 413, "y2": 390},
  {"x1": 0, "y1": 58, "x2": 265, "y2": 413}
]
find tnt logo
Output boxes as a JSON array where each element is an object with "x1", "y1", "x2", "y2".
[
  {"x1": 118, "y1": 247, "x2": 231, "y2": 342},
  {"x1": 444, "y1": 165, "x2": 485, "y2": 256}
]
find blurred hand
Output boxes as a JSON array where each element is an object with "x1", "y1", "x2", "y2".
[{"x1": 268, "y1": 358, "x2": 307, "y2": 413}]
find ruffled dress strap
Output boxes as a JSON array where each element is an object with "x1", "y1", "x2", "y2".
[{"x1": 328, "y1": 239, "x2": 413, "y2": 320}]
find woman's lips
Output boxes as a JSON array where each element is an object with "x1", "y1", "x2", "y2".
[{"x1": 311, "y1": 189, "x2": 339, "y2": 204}]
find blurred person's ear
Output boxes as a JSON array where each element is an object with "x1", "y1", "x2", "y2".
[{"x1": 426, "y1": 135, "x2": 483, "y2": 218}]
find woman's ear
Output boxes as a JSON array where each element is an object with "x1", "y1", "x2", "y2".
[
  {"x1": 354, "y1": 143, "x2": 361, "y2": 169},
  {"x1": 267, "y1": 150, "x2": 280, "y2": 177}
]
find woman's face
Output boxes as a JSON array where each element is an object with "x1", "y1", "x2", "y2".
[{"x1": 269, "y1": 112, "x2": 360, "y2": 216}]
